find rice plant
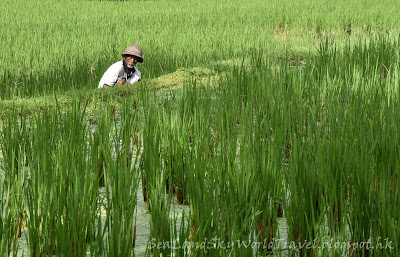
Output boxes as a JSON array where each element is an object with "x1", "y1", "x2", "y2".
[
  {"x1": 1, "y1": 0, "x2": 400, "y2": 99},
  {"x1": 1, "y1": 6, "x2": 400, "y2": 254}
]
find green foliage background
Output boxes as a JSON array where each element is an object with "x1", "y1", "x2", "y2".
[{"x1": 1, "y1": 0, "x2": 399, "y2": 98}]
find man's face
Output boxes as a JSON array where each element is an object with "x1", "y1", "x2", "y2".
[{"x1": 126, "y1": 55, "x2": 138, "y2": 69}]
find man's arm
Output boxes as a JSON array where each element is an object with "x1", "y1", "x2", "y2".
[
  {"x1": 98, "y1": 62, "x2": 124, "y2": 88},
  {"x1": 118, "y1": 77, "x2": 126, "y2": 85},
  {"x1": 102, "y1": 78, "x2": 125, "y2": 88}
]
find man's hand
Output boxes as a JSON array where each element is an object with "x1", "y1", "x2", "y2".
[
  {"x1": 102, "y1": 77, "x2": 126, "y2": 88},
  {"x1": 118, "y1": 77, "x2": 126, "y2": 85}
]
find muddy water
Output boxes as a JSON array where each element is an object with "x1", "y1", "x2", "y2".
[
  {"x1": 0, "y1": 144, "x2": 291, "y2": 257},
  {"x1": 11, "y1": 181, "x2": 191, "y2": 257},
  {"x1": 10, "y1": 181, "x2": 289, "y2": 257},
  {"x1": 1, "y1": 145, "x2": 354, "y2": 257},
  {"x1": 0, "y1": 122, "x2": 292, "y2": 257}
]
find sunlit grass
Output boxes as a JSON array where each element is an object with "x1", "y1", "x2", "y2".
[{"x1": 1, "y1": 0, "x2": 400, "y2": 255}]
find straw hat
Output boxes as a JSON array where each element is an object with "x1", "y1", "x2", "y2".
[{"x1": 121, "y1": 44, "x2": 143, "y2": 63}]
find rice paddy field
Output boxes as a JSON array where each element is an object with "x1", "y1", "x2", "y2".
[{"x1": 1, "y1": 0, "x2": 400, "y2": 256}]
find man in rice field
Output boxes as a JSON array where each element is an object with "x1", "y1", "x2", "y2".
[{"x1": 98, "y1": 44, "x2": 143, "y2": 88}]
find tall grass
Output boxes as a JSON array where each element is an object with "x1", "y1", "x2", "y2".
[
  {"x1": 0, "y1": 110, "x2": 29, "y2": 256},
  {"x1": 0, "y1": 98, "x2": 144, "y2": 256},
  {"x1": 1, "y1": 33, "x2": 400, "y2": 257},
  {"x1": 104, "y1": 98, "x2": 140, "y2": 256}
]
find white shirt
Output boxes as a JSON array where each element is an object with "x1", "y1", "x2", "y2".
[{"x1": 98, "y1": 61, "x2": 141, "y2": 88}]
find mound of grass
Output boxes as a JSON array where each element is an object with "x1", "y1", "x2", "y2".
[{"x1": 0, "y1": 67, "x2": 217, "y2": 118}]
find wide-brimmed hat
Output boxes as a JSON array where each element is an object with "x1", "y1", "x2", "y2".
[{"x1": 121, "y1": 44, "x2": 143, "y2": 63}]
